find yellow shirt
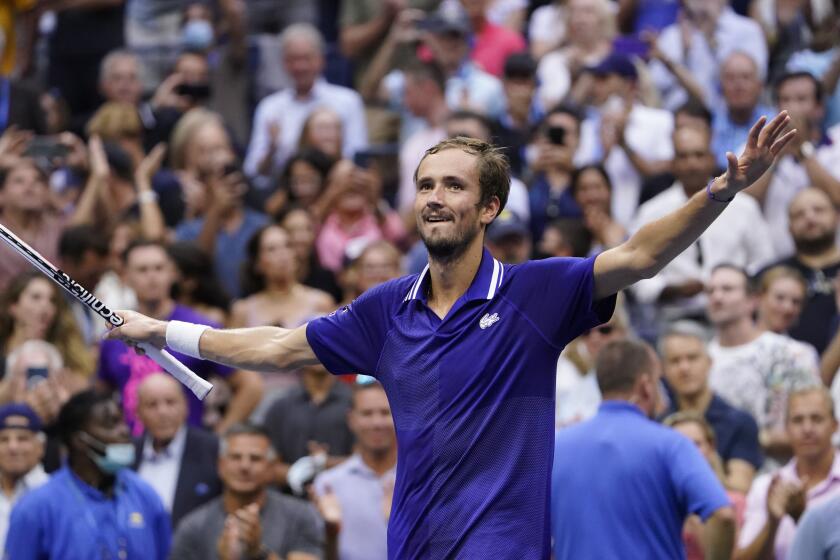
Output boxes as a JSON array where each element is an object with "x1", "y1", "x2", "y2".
[{"x1": 0, "y1": 0, "x2": 36, "y2": 76}]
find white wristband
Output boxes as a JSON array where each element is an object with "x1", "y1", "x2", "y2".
[{"x1": 165, "y1": 321, "x2": 210, "y2": 359}]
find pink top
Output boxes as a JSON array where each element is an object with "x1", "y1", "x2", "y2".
[
  {"x1": 471, "y1": 22, "x2": 526, "y2": 77},
  {"x1": 738, "y1": 452, "x2": 840, "y2": 559},
  {"x1": 684, "y1": 490, "x2": 746, "y2": 560},
  {"x1": 315, "y1": 210, "x2": 405, "y2": 272}
]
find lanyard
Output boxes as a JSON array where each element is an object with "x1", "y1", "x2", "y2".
[
  {"x1": 65, "y1": 474, "x2": 129, "y2": 560},
  {"x1": 0, "y1": 79, "x2": 10, "y2": 132}
]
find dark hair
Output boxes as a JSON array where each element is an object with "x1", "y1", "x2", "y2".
[
  {"x1": 774, "y1": 71, "x2": 823, "y2": 104},
  {"x1": 503, "y1": 52, "x2": 537, "y2": 79},
  {"x1": 0, "y1": 159, "x2": 48, "y2": 190},
  {"x1": 55, "y1": 389, "x2": 114, "y2": 446},
  {"x1": 570, "y1": 164, "x2": 612, "y2": 198},
  {"x1": 595, "y1": 339, "x2": 656, "y2": 396},
  {"x1": 351, "y1": 380, "x2": 386, "y2": 409},
  {"x1": 122, "y1": 238, "x2": 170, "y2": 264},
  {"x1": 711, "y1": 263, "x2": 753, "y2": 293},
  {"x1": 403, "y1": 59, "x2": 447, "y2": 94},
  {"x1": 281, "y1": 148, "x2": 336, "y2": 201},
  {"x1": 240, "y1": 224, "x2": 293, "y2": 297},
  {"x1": 58, "y1": 225, "x2": 110, "y2": 262},
  {"x1": 544, "y1": 219, "x2": 592, "y2": 258},
  {"x1": 674, "y1": 98, "x2": 713, "y2": 127},
  {"x1": 221, "y1": 422, "x2": 277, "y2": 458},
  {"x1": 446, "y1": 110, "x2": 495, "y2": 141},
  {"x1": 168, "y1": 241, "x2": 231, "y2": 311},
  {"x1": 544, "y1": 103, "x2": 585, "y2": 129},
  {"x1": 415, "y1": 136, "x2": 510, "y2": 217}
]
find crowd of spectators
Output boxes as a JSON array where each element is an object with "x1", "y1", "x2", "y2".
[{"x1": 0, "y1": 0, "x2": 839, "y2": 558}]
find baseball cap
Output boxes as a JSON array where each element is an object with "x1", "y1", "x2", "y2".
[
  {"x1": 423, "y1": 10, "x2": 471, "y2": 36},
  {"x1": 587, "y1": 52, "x2": 638, "y2": 80},
  {"x1": 503, "y1": 52, "x2": 537, "y2": 79},
  {"x1": 487, "y1": 210, "x2": 529, "y2": 243},
  {"x1": 0, "y1": 403, "x2": 42, "y2": 432}
]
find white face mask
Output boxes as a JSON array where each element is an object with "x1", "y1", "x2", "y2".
[{"x1": 79, "y1": 431, "x2": 135, "y2": 474}]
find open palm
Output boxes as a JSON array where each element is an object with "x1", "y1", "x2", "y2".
[{"x1": 723, "y1": 111, "x2": 797, "y2": 193}]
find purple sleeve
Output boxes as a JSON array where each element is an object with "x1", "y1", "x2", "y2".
[
  {"x1": 306, "y1": 281, "x2": 399, "y2": 377},
  {"x1": 512, "y1": 256, "x2": 616, "y2": 347}
]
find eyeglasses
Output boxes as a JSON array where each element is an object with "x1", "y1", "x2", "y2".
[{"x1": 583, "y1": 325, "x2": 615, "y2": 336}]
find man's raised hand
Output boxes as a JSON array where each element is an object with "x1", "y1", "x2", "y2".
[
  {"x1": 720, "y1": 111, "x2": 797, "y2": 196},
  {"x1": 104, "y1": 310, "x2": 168, "y2": 350}
]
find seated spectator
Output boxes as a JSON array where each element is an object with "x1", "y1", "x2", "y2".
[
  {"x1": 0, "y1": 403, "x2": 48, "y2": 551},
  {"x1": 298, "y1": 107, "x2": 343, "y2": 160},
  {"x1": 244, "y1": 23, "x2": 367, "y2": 181},
  {"x1": 631, "y1": 125, "x2": 773, "y2": 324},
  {"x1": 5, "y1": 390, "x2": 171, "y2": 559},
  {"x1": 706, "y1": 264, "x2": 821, "y2": 461},
  {"x1": 170, "y1": 423, "x2": 323, "y2": 559},
  {"x1": 528, "y1": 105, "x2": 585, "y2": 242},
  {"x1": 232, "y1": 224, "x2": 335, "y2": 330},
  {"x1": 133, "y1": 373, "x2": 222, "y2": 528},
  {"x1": 536, "y1": 0, "x2": 615, "y2": 108},
  {"x1": 167, "y1": 241, "x2": 230, "y2": 326},
  {"x1": 650, "y1": 0, "x2": 767, "y2": 110},
  {"x1": 313, "y1": 381, "x2": 396, "y2": 560},
  {"x1": 663, "y1": 412, "x2": 746, "y2": 560},
  {"x1": 570, "y1": 164, "x2": 625, "y2": 253},
  {"x1": 756, "y1": 266, "x2": 808, "y2": 337},
  {"x1": 746, "y1": 71, "x2": 840, "y2": 256},
  {"x1": 337, "y1": 239, "x2": 404, "y2": 307},
  {"x1": 0, "y1": 272, "x2": 94, "y2": 379},
  {"x1": 551, "y1": 340, "x2": 735, "y2": 559},
  {"x1": 261, "y1": 363, "x2": 354, "y2": 489},
  {"x1": 486, "y1": 210, "x2": 531, "y2": 265},
  {"x1": 279, "y1": 206, "x2": 342, "y2": 302},
  {"x1": 659, "y1": 321, "x2": 763, "y2": 492},
  {"x1": 265, "y1": 149, "x2": 335, "y2": 218},
  {"x1": 762, "y1": 188, "x2": 840, "y2": 355},
  {"x1": 0, "y1": 160, "x2": 63, "y2": 290},
  {"x1": 97, "y1": 240, "x2": 262, "y2": 434},
  {"x1": 737, "y1": 387, "x2": 840, "y2": 560},
  {"x1": 315, "y1": 159, "x2": 406, "y2": 273},
  {"x1": 711, "y1": 52, "x2": 776, "y2": 169},
  {"x1": 459, "y1": 0, "x2": 526, "y2": 78}
]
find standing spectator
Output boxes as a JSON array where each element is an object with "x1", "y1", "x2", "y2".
[
  {"x1": 5, "y1": 390, "x2": 171, "y2": 559},
  {"x1": 459, "y1": 0, "x2": 526, "y2": 78},
  {"x1": 97, "y1": 240, "x2": 262, "y2": 434},
  {"x1": 711, "y1": 52, "x2": 776, "y2": 169},
  {"x1": 763, "y1": 188, "x2": 840, "y2": 354},
  {"x1": 551, "y1": 339, "x2": 735, "y2": 559},
  {"x1": 755, "y1": 266, "x2": 808, "y2": 337},
  {"x1": 747, "y1": 71, "x2": 840, "y2": 256},
  {"x1": 0, "y1": 403, "x2": 48, "y2": 551},
  {"x1": 170, "y1": 424, "x2": 324, "y2": 559},
  {"x1": 133, "y1": 373, "x2": 222, "y2": 528},
  {"x1": 650, "y1": 0, "x2": 768, "y2": 110},
  {"x1": 789, "y1": 494, "x2": 840, "y2": 560},
  {"x1": 659, "y1": 321, "x2": 762, "y2": 493},
  {"x1": 261, "y1": 363, "x2": 354, "y2": 489},
  {"x1": 737, "y1": 387, "x2": 840, "y2": 560},
  {"x1": 244, "y1": 23, "x2": 368, "y2": 181},
  {"x1": 631, "y1": 125, "x2": 774, "y2": 323},
  {"x1": 313, "y1": 382, "x2": 396, "y2": 560},
  {"x1": 0, "y1": 160, "x2": 63, "y2": 291},
  {"x1": 706, "y1": 264, "x2": 821, "y2": 460}
]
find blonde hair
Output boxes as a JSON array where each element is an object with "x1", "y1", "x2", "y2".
[
  {"x1": 86, "y1": 102, "x2": 142, "y2": 141},
  {"x1": 758, "y1": 265, "x2": 807, "y2": 296},
  {"x1": 169, "y1": 108, "x2": 225, "y2": 170}
]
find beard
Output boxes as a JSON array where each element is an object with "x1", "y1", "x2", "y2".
[
  {"x1": 420, "y1": 219, "x2": 481, "y2": 265},
  {"x1": 794, "y1": 230, "x2": 836, "y2": 256}
]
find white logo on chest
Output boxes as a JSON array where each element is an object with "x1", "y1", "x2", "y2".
[{"x1": 479, "y1": 313, "x2": 500, "y2": 329}]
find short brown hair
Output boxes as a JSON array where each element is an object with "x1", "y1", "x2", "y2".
[
  {"x1": 757, "y1": 265, "x2": 807, "y2": 296},
  {"x1": 662, "y1": 411, "x2": 717, "y2": 447},
  {"x1": 414, "y1": 137, "x2": 510, "y2": 218},
  {"x1": 595, "y1": 339, "x2": 656, "y2": 395}
]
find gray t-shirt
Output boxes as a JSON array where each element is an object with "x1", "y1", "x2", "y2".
[
  {"x1": 169, "y1": 491, "x2": 324, "y2": 559},
  {"x1": 790, "y1": 496, "x2": 840, "y2": 560}
]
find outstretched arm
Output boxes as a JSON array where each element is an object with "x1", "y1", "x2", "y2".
[
  {"x1": 105, "y1": 310, "x2": 320, "y2": 372},
  {"x1": 593, "y1": 111, "x2": 795, "y2": 300}
]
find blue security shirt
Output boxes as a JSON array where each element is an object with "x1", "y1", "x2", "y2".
[
  {"x1": 307, "y1": 250, "x2": 615, "y2": 559},
  {"x1": 551, "y1": 401, "x2": 731, "y2": 560},
  {"x1": 5, "y1": 466, "x2": 171, "y2": 560}
]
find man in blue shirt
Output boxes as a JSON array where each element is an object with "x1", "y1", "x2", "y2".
[
  {"x1": 552, "y1": 339, "x2": 735, "y2": 559},
  {"x1": 109, "y1": 111, "x2": 795, "y2": 558},
  {"x1": 5, "y1": 390, "x2": 171, "y2": 560}
]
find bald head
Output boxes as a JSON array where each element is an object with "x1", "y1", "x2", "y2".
[{"x1": 137, "y1": 373, "x2": 188, "y2": 443}]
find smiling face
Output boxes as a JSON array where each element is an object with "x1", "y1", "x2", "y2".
[
  {"x1": 787, "y1": 390, "x2": 837, "y2": 463},
  {"x1": 414, "y1": 149, "x2": 499, "y2": 263},
  {"x1": 758, "y1": 276, "x2": 805, "y2": 334}
]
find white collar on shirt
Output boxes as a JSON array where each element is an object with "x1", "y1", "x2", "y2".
[{"x1": 142, "y1": 425, "x2": 188, "y2": 464}]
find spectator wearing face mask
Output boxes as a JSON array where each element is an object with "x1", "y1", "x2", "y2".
[{"x1": 4, "y1": 390, "x2": 171, "y2": 560}]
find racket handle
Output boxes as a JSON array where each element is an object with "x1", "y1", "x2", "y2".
[{"x1": 139, "y1": 343, "x2": 213, "y2": 400}]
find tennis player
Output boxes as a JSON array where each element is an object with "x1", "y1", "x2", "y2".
[{"x1": 108, "y1": 112, "x2": 794, "y2": 559}]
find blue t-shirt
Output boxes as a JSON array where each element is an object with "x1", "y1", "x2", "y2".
[
  {"x1": 306, "y1": 249, "x2": 615, "y2": 559},
  {"x1": 5, "y1": 466, "x2": 171, "y2": 560},
  {"x1": 175, "y1": 208, "x2": 268, "y2": 298},
  {"x1": 551, "y1": 401, "x2": 731, "y2": 560}
]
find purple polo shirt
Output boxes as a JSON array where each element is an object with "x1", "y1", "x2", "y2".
[
  {"x1": 306, "y1": 249, "x2": 615, "y2": 559},
  {"x1": 98, "y1": 304, "x2": 233, "y2": 433}
]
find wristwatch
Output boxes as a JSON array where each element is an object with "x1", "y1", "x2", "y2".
[{"x1": 800, "y1": 141, "x2": 815, "y2": 160}]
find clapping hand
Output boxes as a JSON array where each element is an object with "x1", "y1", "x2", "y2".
[{"x1": 714, "y1": 111, "x2": 797, "y2": 199}]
